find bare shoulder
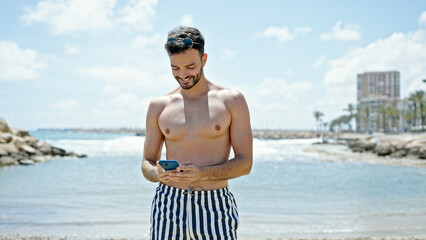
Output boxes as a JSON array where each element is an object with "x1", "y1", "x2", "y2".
[
  {"x1": 209, "y1": 82, "x2": 246, "y2": 105},
  {"x1": 148, "y1": 88, "x2": 180, "y2": 115}
]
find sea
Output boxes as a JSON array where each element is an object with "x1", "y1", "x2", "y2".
[{"x1": 1, "y1": 131, "x2": 426, "y2": 239}]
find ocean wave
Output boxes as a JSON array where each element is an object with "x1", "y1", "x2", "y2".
[
  {"x1": 48, "y1": 136, "x2": 319, "y2": 160},
  {"x1": 47, "y1": 136, "x2": 146, "y2": 157}
]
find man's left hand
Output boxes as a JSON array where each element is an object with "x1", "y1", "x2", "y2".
[{"x1": 169, "y1": 161, "x2": 205, "y2": 183}]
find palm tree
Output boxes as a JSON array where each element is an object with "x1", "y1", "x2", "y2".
[
  {"x1": 313, "y1": 111, "x2": 324, "y2": 133},
  {"x1": 322, "y1": 122, "x2": 329, "y2": 132},
  {"x1": 402, "y1": 109, "x2": 414, "y2": 132},
  {"x1": 409, "y1": 90, "x2": 425, "y2": 132},
  {"x1": 378, "y1": 105, "x2": 389, "y2": 133},
  {"x1": 343, "y1": 103, "x2": 355, "y2": 132},
  {"x1": 387, "y1": 105, "x2": 398, "y2": 132},
  {"x1": 414, "y1": 90, "x2": 425, "y2": 131},
  {"x1": 408, "y1": 92, "x2": 419, "y2": 131},
  {"x1": 361, "y1": 105, "x2": 371, "y2": 133}
]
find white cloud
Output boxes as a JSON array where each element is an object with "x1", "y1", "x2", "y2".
[
  {"x1": 258, "y1": 25, "x2": 312, "y2": 44},
  {"x1": 75, "y1": 65, "x2": 174, "y2": 94},
  {"x1": 320, "y1": 20, "x2": 361, "y2": 41},
  {"x1": 314, "y1": 55, "x2": 327, "y2": 68},
  {"x1": 117, "y1": 0, "x2": 157, "y2": 31},
  {"x1": 258, "y1": 26, "x2": 295, "y2": 43},
  {"x1": 319, "y1": 29, "x2": 426, "y2": 123},
  {"x1": 222, "y1": 48, "x2": 237, "y2": 59},
  {"x1": 237, "y1": 77, "x2": 314, "y2": 129},
  {"x1": 65, "y1": 45, "x2": 80, "y2": 55},
  {"x1": 257, "y1": 77, "x2": 313, "y2": 102},
  {"x1": 419, "y1": 11, "x2": 426, "y2": 26},
  {"x1": 101, "y1": 84, "x2": 121, "y2": 95},
  {"x1": 22, "y1": 0, "x2": 157, "y2": 35},
  {"x1": 132, "y1": 33, "x2": 162, "y2": 48},
  {"x1": 22, "y1": 0, "x2": 116, "y2": 34},
  {"x1": 180, "y1": 14, "x2": 193, "y2": 26},
  {"x1": 0, "y1": 41, "x2": 46, "y2": 81},
  {"x1": 92, "y1": 93, "x2": 151, "y2": 127},
  {"x1": 50, "y1": 99, "x2": 81, "y2": 110}
]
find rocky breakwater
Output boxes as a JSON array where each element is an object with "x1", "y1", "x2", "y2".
[
  {"x1": 336, "y1": 133, "x2": 426, "y2": 160},
  {"x1": 253, "y1": 130, "x2": 317, "y2": 139},
  {"x1": 0, "y1": 117, "x2": 87, "y2": 167}
]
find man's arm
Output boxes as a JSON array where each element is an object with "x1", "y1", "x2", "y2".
[
  {"x1": 141, "y1": 99, "x2": 165, "y2": 182},
  {"x1": 173, "y1": 91, "x2": 253, "y2": 182}
]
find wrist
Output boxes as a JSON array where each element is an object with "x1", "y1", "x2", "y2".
[{"x1": 200, "y1": 166, "x2": 209, "y2": 181}]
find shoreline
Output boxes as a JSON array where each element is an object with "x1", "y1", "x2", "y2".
[
  {"x1": 1, "y1": 236, "x2": 426, "y2": 240},
  {"x1": 20, "y1": 128, "x2": 426, "y2": 166}
]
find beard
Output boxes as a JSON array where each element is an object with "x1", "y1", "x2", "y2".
[{"x1": 175, "y1": 67, "x2": 203, "y2": 90}]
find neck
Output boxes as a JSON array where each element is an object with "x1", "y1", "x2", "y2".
[{"x1": 180, "y1": 75, "x2": 209, "y2": 99}]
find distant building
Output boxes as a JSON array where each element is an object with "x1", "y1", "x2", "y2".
[{"x1": 356, "y1": 71, "x2": 401, "y2": 133}]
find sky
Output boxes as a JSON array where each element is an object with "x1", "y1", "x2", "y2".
[{"x1": 1, "y1": 0, "x2": 426, "y2": 130}]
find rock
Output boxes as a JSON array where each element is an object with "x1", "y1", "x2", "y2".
[
  {"x1": 0, "y1": 147, "x2": 8, "y2": 156},
  {"x1": 13, "y1": 137, "x2": 37, "y2": 154},
  {"x1": 0, "y1": 132, "x2": 13, "y2": 143},
  {"x1": 11, "y1": 128, "x2": 30, "y2": 137},
  {"x1": 31, "y1": 155, "x2": 53, "y2": 162},
  {"x1": 19, "y1": 159, "x2": 35, "y2": 165},
  {"x1": 390, "y1": 149, "x2": 409, "y2": 158},
  {"x1": 10, "y1": 152, "x2": 29, "y2": 160},
  {"x1": 0, "y1": 156, "x2": 19, "y2": 166},
  {"x1": 419, "y1": 146, "x2": 426, "y2": 160},
  {"x1": 0, "y1": 142, "x2": 19, "y2": 154},
  {"x1": 51, "y1": 146, "x2": 66, "y2": 156},
  {"x1": 0, "y1": 117, "x2": 11, "y2": 133},
  {"x1": 408, "y1": 147, "x2": 421, "y2": 157},
  {"x1": 0, "y1": 117, "x2": 87, "y2": 168},
  {"x1": 375, "y1": 142, "x2": 393, "y2": 156},
  {"x1": 348, "y1": 139, "x2": 376, "y2": 153},
  {"x1": 20, "y1": 144, "x2": 37, "y2": 154},
  {"x1": 23, "y1": 135, "x2": 38, "y2": 144},
  {"x1": 36, "y1": 141, "x2": 53, "y2": 155},
  {"x1": 66, "y1": 151, "x2": 87, "y2": 158}
]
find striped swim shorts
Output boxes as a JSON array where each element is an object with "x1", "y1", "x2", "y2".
[{"x1": 150, "y1": 183, "x2": 239, "y2": 240}]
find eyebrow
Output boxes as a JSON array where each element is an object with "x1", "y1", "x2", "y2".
[{"x1": 171, "y1": 63, "x2": 197, "y2": 68}]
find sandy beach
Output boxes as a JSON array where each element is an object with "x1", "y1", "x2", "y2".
[{"x1": 304, "y1": 142, "x2": 426, "y2": 168}]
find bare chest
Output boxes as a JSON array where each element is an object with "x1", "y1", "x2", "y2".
[{"x1": 158, "y1": 97, "x2": 231, "y2": 140}]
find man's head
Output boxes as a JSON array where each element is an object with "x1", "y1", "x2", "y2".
[
  {"x1": 166, "y1": 26, "x2": 207, "y2": 90},
  {"x1": 165, "y1": 26, "x2": 205, "y2": 57}
]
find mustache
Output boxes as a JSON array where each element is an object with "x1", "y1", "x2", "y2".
[{"x1": 175, "y1": 75, "x2": 194, "y2": 80}]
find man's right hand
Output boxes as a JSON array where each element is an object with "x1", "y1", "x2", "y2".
[{"x1": 156, "y1": 161, "x2": 172, "y2": 183}]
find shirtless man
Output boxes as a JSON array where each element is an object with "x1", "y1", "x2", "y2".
[{"x1": 142, "y1": 26, "x2": 253, "y2": 240}]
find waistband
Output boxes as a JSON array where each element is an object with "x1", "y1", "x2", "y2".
[{"x1": 158, "y1": 183, "x2": 230, "y2": 196}]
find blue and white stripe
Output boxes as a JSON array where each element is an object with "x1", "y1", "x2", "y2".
[{"x1": 150, "y1": 183, "x2": 239, "y2": 240}]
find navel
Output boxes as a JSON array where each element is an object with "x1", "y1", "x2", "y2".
[
  {"x1": 165, "y1": 128, "x2": 170, "y2": 134},
  {"x1": 215, "y1": 125, "x2": 221, "y2": 131}
]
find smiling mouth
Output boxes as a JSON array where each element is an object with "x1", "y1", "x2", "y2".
[{"x1": 180, "y1": 77, "x2": 193, "y2": 84}]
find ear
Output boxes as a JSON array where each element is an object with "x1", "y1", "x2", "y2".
[{"x1": 202, "y1": 53, "x2": 208, "y2": 67}]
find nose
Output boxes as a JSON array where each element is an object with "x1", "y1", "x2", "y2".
[{"x1": 178, "y1": 70, "x2": 188, "y2": 79}]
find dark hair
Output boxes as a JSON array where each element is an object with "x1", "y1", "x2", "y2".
[{"x1": 165, "y1": 26, "x2": 205, "y2": 57}]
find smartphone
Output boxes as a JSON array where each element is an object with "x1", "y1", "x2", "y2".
[{"x1": 158, "y1": 160, "x2": 179, "y2": 171}]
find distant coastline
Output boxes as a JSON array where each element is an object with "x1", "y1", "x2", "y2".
[
  {"x1": 34, "y1": 128, "x2": 426, "y2": 162},
  {"x1": 37, "y1": 128, "x2": 319, "y2": 139}
]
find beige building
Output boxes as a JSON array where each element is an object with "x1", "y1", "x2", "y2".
[{"x1": 356, "y1": 71, "x2": 401, "y2": 133}]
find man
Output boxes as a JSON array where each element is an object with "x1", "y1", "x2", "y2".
[{"x1": 142, "y1": 26, "x2": 253, "y2": 240}]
